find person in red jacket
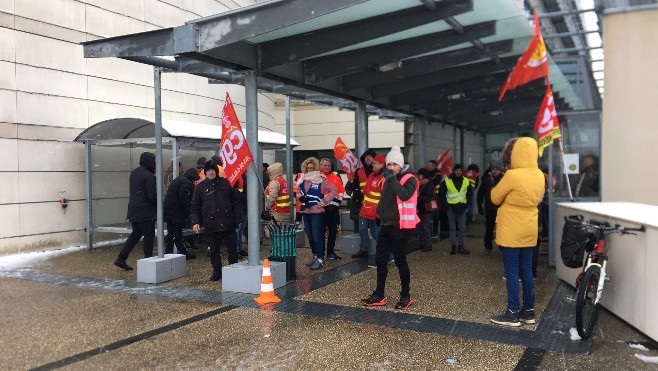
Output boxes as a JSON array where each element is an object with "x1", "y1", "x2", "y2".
[{"x1": 353, "y1": 155, "x2": 385, "y2": 258}]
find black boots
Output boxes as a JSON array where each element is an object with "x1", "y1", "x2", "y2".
[
  {"x1": 450, "y1": 245, "x2": 457, "y2": 254},
  {"x1": 458, "y1": 245, "x2": 470, "y2": 255}
]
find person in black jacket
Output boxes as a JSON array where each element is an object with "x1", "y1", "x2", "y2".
[
  {"x1": 416, "y1": 168, "x2": 436, "y2": 252},
  {"x1": 190, "y1": 161, "x2": 242, "y2": 281},
  {"x1": 114, "y1": 152, "x2": 157, "y2": 271},
  {"x1": 163, "y1": 168, "x2": 200, "y2": 259},
  {"x1": 477, "y1": 161, "x2": 504, "y2": 254}
]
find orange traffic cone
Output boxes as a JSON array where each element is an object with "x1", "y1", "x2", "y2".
[{"x1": 254, "y1": 259, "x2": 281, "y2": 304}]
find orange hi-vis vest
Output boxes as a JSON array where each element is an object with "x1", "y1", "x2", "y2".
[
  {"x1": 323, "y1": 171, "x2": 345, "y2": 207},
  {"x1": 359, "y1": 171, "x2": 384, "y2": 220},
  {"x1": 464, "y1": 169, "x2": 478, "y2": 188},
  {"x1": 268, "y1": 176, "x2": 291, "y2": 213},
  {"x1": 356, "y1": 167, "x2": 368, "y2": 194},
  {"x1": 293, "y1": 173, "x2": 302, "y2": 213},
  {"x1": 396, "y1": 173, "x2": 420, "y2": 229}
]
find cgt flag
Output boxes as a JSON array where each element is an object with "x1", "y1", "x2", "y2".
[
  {"x1": 534, "y1": 83, "x2": 561, "y2": 156},
  {"x1": 439, "y1": 157, "x2": 453, "y2": 180},
  {"x1": 333, "y1": 137, "x2": 359, "y2": 181},
  {"x1": 436, "y1": 147, "x2": 451, "y2": 167},
  {"x1": 219, "y1": 92, "x2": 253, "y2": 186},
  {"x1": 499, "y1": 12, "x2": 549, "y2": 101}
]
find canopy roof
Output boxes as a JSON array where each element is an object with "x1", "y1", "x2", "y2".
[
  {"x1": 75, "y1": 117, "x2": 299, "y2": 150},
  {"x1": 82, "y1": 0, "x2": 595, "y2": 134}
]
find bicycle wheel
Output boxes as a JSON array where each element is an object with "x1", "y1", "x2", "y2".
[{"x1": 575, "y1": 265, "x2": 601, "y2": 339}]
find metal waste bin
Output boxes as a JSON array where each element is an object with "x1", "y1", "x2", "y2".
[{"x1": 266, "y1": 221, "x2": 299, "y2": 281}]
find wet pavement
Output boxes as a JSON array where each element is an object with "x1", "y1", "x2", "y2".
[{"x1": 1, "y1": 219, "x2": 656, "y2": 370}]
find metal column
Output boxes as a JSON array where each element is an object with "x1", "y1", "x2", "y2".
[
  {"x1": 459, "y1": 127, "x2": 465, "y2": 165},
  {"x1": 172, "y1": 138, "x2": 179, "y2": 181},
  {"x1": 355, "y1": 101, "x2": 368, "y2": 158},
  {"x1": 416, "y1": 118, "x2": 427, "y2": 168},
  {"x1": 244, "y1": 72, "x2": 260, "y2": 266},
  {"x1": 154, "y1": 67, "x2": 165, "y2": 258},
  {"x1": 85, "y1": 141, "x2": 93, "y2": 250},
  {"x1": 285, "y1": 96, "x2": 294, "y2": 222}
]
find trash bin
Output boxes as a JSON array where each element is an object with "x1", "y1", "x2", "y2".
[{"x1": 266, "y1": 221, "x2": 299, "y2": 281}]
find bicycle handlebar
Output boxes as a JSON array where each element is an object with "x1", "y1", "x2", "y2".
[{"x1": 565, "y1": 215, "x2": 645, "y2": 235}]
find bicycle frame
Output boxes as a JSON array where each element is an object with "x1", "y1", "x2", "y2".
[{"x1": 582, "y1": 237, "x2": 608, "y2": 305}]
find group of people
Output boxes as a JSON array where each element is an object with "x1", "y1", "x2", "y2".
[{"x1": 112, "y1": 136, "x2": 547, "y2": 323}]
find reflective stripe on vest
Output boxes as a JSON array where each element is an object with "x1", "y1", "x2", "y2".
[
  {"x1": 323, "y1": 171, "x2": 344, "y2": 207},
  {"x1": 357, "y1": 167, "x2": 368, "y2": 194},
  {"x1": 359, "y1": 172, "x2": 383, "y2": 220},
  {"x1": 397, "y1": 173, "x2": 420, "y2": 229},
  {"x1": 269, "y1": 176, "x2": 290, "y2": 213},
  {"x1": 445, "y1": 178, "x2": 468, "y2": 204},
  {"x1": 300, "y1": 183, "x2": 323, "y2": 211}
]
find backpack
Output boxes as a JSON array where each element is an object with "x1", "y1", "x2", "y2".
[{"x1": 560, "y1": 215, "x2": 596, "y2": 268}]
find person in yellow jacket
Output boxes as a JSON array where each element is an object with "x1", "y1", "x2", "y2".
[{"x1": 490, "y1": 137, "x2": 545, "y2": 328}]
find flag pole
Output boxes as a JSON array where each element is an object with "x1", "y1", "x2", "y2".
[{"x1": 557, "y1": 137, "x2": 574, "y2": 200}]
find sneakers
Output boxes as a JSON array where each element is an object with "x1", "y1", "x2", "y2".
[
  {"x1": 309, "y1": 259, "x2": 324, "y2": 270},
  {"x1": 361, "y1": 293, "x2": 387, "y2": 307},
  {"x1": 490, "y1": 309, "x2": 521, "y2": 327},
  {"x1": 457, "y1": 245, "x2": 470, "y2": 255},
  {"x1": 395, "y1": 296, "x2": 414, "y2": 310},
  {"x1": 113, "y1": 260, "x2": 133, "y2": 271},
  {"x1": 306, "y1": 256, "x2": 317, "y2": 267},
  {"x1": 327, "y1": 253, "x2": 342, "y2": 260},
  {"x1": 351, "y1": 251, "x2": 368, "y2": 259},
  {"x1": 519, "y1": 309, "x2": 535, "y2": 324}
]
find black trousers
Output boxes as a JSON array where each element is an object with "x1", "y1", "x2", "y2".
[
  {"x1": 207, "y1": 230, "x2": 238, "y2": 273},
  {"x1": 117, "y1": 220, "x2": 155, "y2": 261},
  {"x1": 484, "y1": 209, "x2": 498, "y2": 250},
  {"x1": 374, "y1": 225, "x2": 411, "y2": 298},
  {"x1": 164, "y1": 223, "x2": 189, "y2": 255},
  {"x1": 323, "y1": 207, "x2": 340, "y2": 255}
]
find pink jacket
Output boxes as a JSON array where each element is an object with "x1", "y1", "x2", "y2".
[{"x1": 295, "y1": 171, "x2": 337, "y2": 214}]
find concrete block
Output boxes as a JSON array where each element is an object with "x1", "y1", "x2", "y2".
[
  {"x1": 340, "y1": 210, "x2": 353, "y2": 231},
  {"x1": 295, "y1": 229, "x2": 305, "y2": 247},
  {"x1": 222, "y1": 260, "x2": 286, "y2": 295},
  {"x1": 340, "y1": 233, "x2": 361, "y2": 255},
  {"x1": 136, "y1": 254, "x2": 186, "y2": 284},
  {"x1": 368, "y1": 238, "x2": 377, "y2": 256}
]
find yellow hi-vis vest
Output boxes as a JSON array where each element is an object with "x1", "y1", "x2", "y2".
[{"x1": 445, "y1": 178, "x2": 468, "y2": 204}]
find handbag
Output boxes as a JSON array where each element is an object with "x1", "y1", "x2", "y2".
[{"x1": 423, "y1": 195, "x2": 440, "y2": 212}]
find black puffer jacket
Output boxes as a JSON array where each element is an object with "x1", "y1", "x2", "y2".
[
  {"x1": 190, "y1": 176, "x2": 242, "y2": 232},
  {"x1": 477, "y1": 172, "x2": 503, "y2": 212},
  {"x1": 376, "y1": 171, "x2": 418, "y2": 228},
  {"x1": 164, "y1": 168, "x2": 200, "y2": 225},
  {"x1": 126, "y1": 152, "x2": 157, "y2": 222}
]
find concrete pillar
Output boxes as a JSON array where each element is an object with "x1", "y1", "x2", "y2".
[{"x1": 355, "y1": 101, "x2": 368, "y2": 157}]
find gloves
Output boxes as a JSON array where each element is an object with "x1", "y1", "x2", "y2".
[
  {"x1": 299, "y1": 195, "x2": 308, "y2": 203},
  {"x1": 382, "y1": 169, "x2": 395, "y2": 180},
  {"x1": 478, "y1": 207, "x2": 484, "y2": 216}
]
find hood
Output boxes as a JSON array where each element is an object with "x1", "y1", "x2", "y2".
[
  {"x1": 360, "y1": 149, "x2": 377, "y2": 165},
  {"x1": 296, "y1": 171, "x2": 326, "y2": 186},
  {"x1": 139, "y1": 152, "x2": 156, "y2": 173},
  {"x1": 300, "y1": 157, "x2": 319, "y2": 174},
  {"x1": 267, "y1": 162, "x2": 283, "y2": 178},
  {"x1": 183, "y1": 168, "x2": 200, "y2": 182},
  {"x1": 510, "y1": 137, "x2": 539, "y2": 170}
]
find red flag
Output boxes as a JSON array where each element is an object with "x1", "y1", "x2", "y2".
[
  {"x1": 219, "y1": 93, "x2": 254, "y2": 186},
  {"x1": 436, "y1": 147, "x2": 451, "y2": 167},
  {"x1": 499, "y1": 12, "x2": 549, "y2": 101},
  {"x1": 439, "y1": 157, "x2": 453, "y2": 180},
  {"x1": 333, "y1": 137, "x2": 359, "y2": 181},
  {"x1": 534, "y1": 83, "x2": 561, "y2": 156}
]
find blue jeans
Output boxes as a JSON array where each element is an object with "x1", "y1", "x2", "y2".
[
  {"x1": 501, "y1": 247, "x2": 535, "y2": 312},
  {"x1": 235, "y1": 217, "x2": 246, "y2": 252},
  {"x1": 359, "y1": 217, "x2": 380, "y2": 252},
  {"x1": 303, "y1": 213, "x2": 325, "y2": 260}
]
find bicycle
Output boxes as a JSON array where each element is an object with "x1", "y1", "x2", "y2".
[{"x1": 567, "y1": 216, "x2": 645, "y2": 339}]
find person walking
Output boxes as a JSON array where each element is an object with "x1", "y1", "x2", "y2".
[
  {"x1": 437, "y1": 164, "x2": 472, "y2": 255},
  {"x1": 190, "y1": 161, "x2": 242, "y2": 281},
  {"x1": 361, "y1": 146, "x2": 419, "y2": 310},
  {"x1": 476, "y1": 161, "x2": 504, "y2": 254},
  {"x1": 163, "y1": 168, "x2": 200, "y2": 259},
  {"x1": 113, "y1": 152, "x2": 157, "y2": 271},
  {"x1": 490, "y1": 137, "x2": 545, "y2": 327},
  {"x1": 296, "y1": 157, "x2": 337, "y2": 270}
]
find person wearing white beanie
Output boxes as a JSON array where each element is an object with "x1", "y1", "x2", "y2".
[{"x1": 385, "y1": 146, "x2": 404, "y2": 169}]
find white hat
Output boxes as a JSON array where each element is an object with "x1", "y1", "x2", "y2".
[{"x1": 386, "y1": 146, "x2": 404, "y2": 169}]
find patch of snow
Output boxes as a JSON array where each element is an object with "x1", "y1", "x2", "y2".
[
  {"x1": 0, "y1": 239, "x2": 124, "y2": 269},
  {"x1": 634, "y1": 354, "x2": 658, "y2": 364},
  {"x1": 570, "y1": 328, "x2": 582, "y2": 341},
  {"x1": 551, "y1": 330, "x2": 566, "y2": 335},
  {"x1": 630, "y1": 343, "x2": 650, "y2": 351}
]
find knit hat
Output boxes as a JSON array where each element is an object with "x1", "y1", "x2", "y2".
[
  {"x1": 453, "y1": 163, "x2": 463, "y2": 171},
  {"x1": 372, "y1": 155, "x2": 386, "y2": 164},
  {"x1": 385, "y1": 146, "x2": 404, "y2": 169},
  {"x1": 204, "y1": 160, "x2": 219, "y2": 175},
  {"x1": 491, "y1": 161, "x2": 502, "y2": 170}
]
